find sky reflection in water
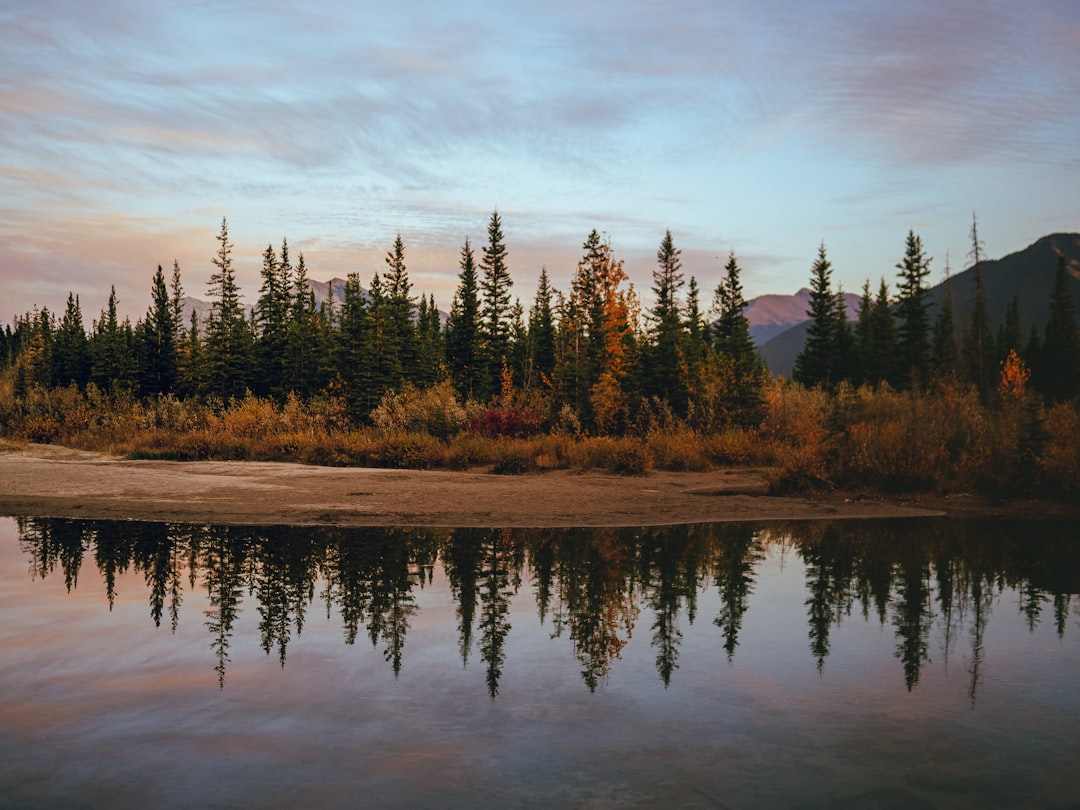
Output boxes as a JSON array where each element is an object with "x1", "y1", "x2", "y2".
[{"x1": 1, "y1": 516, "x2": 1077, "y2": 809}]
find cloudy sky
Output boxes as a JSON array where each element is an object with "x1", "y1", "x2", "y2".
[{"x1": 2, "y1": 0, "x2": 1078, "y2": 324}]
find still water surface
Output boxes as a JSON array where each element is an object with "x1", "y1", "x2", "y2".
[{"x1": 0, "y1": 515, "x2": 1077, "y2": 808}]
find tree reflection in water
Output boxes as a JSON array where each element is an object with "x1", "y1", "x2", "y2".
[{"x1": 15, "y1": 517, "x2": 1079, "y2": 697}]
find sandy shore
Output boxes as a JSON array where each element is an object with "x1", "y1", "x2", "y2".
[{"x1": 0, "y1": 441, "x2": 1071, "y2": 527}]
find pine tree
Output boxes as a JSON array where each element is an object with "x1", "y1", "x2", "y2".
[
  {"x1": 527, "y1": 266, "x2": 556, "y2": 386},
  {"x1": 416, "y1": 293, "x2": 444, "y2": 387},
  {"x1": 962, "y1": 213, "x2": 995, "y2": 396},
  {"x1": 367, "y1": 272, "x2": 400, "y2": 406},
  {"x1": 53, "y1": 293, "x2": 90, "y2": 388},
  {"x1": 255, "y1": 240, "x2": 291, "y2": 398},
  {"x1": 170, "y1": 260, "x2": 185, "y2": 345},
  {"x1": 445, "y1": 237, "x2": 482, "y2": 399},
  {"x1": 90, "y1": 287, "x2": 130, "y2": 390},
  {"x1": 832, "y1": 286, "x2": 857, "y2": 384},
  {"x1": 645, "y1": 230, "x2": 686, "y2": 410},
  {"x1": 710, "y1": 251, "x2": 764, "y2": 423},
  {"x1": 857, "y1": 278, "x2": 899, "y2": 386},
  {"x1": 895, "y1": 230, "x2": 932, "y2": 389},
  {"x1": 204, "y1": 217, "x2": 251, "y2": 399},
  {"x1": 794, "y1": 243, "x2": 838, "y2": 388},
  {"x1": 479, "y1": 211, "x2": 512, "y2": 398},
  {"x1": 286, "y1": 252, "x2": 320, "y2": 397},
  {"x1": 384, "y1": 233, "x2": 418, "y2": 385},
  {"x1": 336, "y1": 272, "x2": 372, "y2": 420},
  {"x1": 138, "y1": 264, "x2": 177, "y2": 395}
]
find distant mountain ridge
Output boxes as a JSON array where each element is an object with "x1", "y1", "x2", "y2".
[
  {"x1": 177, "y1": 277, "x2": 454, "y2": 330},
  {"x1": 745, "y1": 288, "x2": 861, "y2": 346},
  {"x1": 760, "y1": 232, "x2": 1080, "y2": 376}
]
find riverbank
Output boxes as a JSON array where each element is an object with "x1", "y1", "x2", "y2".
[{"x1": 0, "y1": 441, "x2": 1074, "y2": 527}]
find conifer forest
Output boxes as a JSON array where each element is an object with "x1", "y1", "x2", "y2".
[{"x1": 1, "y1": 213, "x2": 1077, "y2": 498}]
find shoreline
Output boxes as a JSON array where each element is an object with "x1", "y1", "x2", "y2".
[{"x1": 0, "y1": 442, "x2": 1074, "y2": 528}]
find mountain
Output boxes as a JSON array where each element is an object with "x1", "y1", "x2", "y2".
[
  {"x1": 745, "y1": 288, "x2": 861, "y2": 345},
  {"x1": 177, "y1": 277, "x2": 450, "y2": 330},
  {"x1": 761, "y1": 232, "x2": 1080, "y2": 377}
]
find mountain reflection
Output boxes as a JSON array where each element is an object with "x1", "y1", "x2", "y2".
[{"x1": 15, "y1": 517, "x2": 1079, "y2": 697}]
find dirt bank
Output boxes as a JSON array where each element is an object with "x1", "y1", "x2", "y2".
[{"x1": 0, "y1": 441, "x2": 1070, "y2": 527}]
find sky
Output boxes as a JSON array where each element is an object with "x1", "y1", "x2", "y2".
[{"x1": 1, "y1": 0, "x2": 1078, "y2": 325}]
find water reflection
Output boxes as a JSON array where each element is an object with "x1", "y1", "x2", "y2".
[{"x1": 14, "y1": 517, "x2": 1079, "y2": 698}]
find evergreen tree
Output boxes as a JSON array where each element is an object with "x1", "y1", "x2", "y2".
[
  {"x1": 682, "y1": 276, "x2": 708, "y2": 384},
  {"x1": 416, "y1": 293, "x2": 444, "y2": 387},
  {"x1": 895, "y1": 230, "x2": 932, "y2": 388},
  {"x1": 53, "y1": 292, "x2": 90, "y2": 388},
  {"x1": 527, "y1": 266, "x2": 556, "y2": 386},
  {"x1": 445, "y1": 237, "x2": 482, "y2": 398},
  {"x1": 138, "y1": 264, "x2": 177, "y2": 395},
  {"x1": 479, "y1": 211, "x2": 512, "y2": 398},
  {"x1": 961, "y1": 213, "x2": 995, "y2": 396},
  {"x1": 710, "y1": 251, "x2": 765, "y2": 423},
  {"x1": 384, "y1": 233, "x2": 418, "y2": 385},
  {"x1": 645, "y1": 230, "x2": 686, "y2": 409},
  {"x1": 170, "y1": 260, "x2": 185, "y2": 346},
  {"x1": 286, "y1": 252, "x2": 321, "y2": 397},
  {"x1": 857, "y1": 278, "x2": 899, "y2": 386},
  {"x1": 793, "y1": 243, "x2": 838, "y2": 388},
  {"x1": 204, "y1": 217, "x2": 251, "y2": 399},
  {"x1": 336, "y1": 272, "x2": 372, "y2": 420},
  {"x1": 832, "y1": 286, "x2": 857, "y2": 384},
  {"x1": 1039, "y1": 250, "x2": 1079, "y2": 401},
  {"x1": 255, "y1": 240, "x2": 292, "y2": 398},
  {"x1": 90, "y1": 287, "x2": 131, "y2": 391},
  {"x1": 367, "y1": 272, "x2": 400, "y2": 405}
]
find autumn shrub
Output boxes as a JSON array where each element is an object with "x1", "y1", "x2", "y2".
[
  {"x1": 1041, "y1": 402, "x2": 1080, "y2": 497},
  {"x1": 758, "y1": 380, "x2": 831, "y2": 492},
  {"x1": 371, "y1": 381, "x2": 466, "y2": 440},
  {"x1": 490, "y1": 438, "x2": 535, "y2": 474},
  {"x1": 701, "y1": 427, "x2": 757, "y2": 465},
  {"x1": 377, "y1": 431, "x2": 444, "y2": 469},
  {"x1": 646, "y1": 428, "x2": 708, "y2": 472}
]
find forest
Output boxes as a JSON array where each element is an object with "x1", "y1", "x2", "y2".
[{"x1": 1, "y1": 213, "x2": 1077, "y2": 498}]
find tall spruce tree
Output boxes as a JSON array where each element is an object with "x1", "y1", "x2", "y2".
[
  {"x1": 138, "y1": 264, "x2": 177, "y2": 395},
  {"x1": 794, "y1": 243, "x2": 838, "y2": 388},
  {"x1": 962, "y1": 213, "x2": 995, "y2": 395},
  {"x1": 895, "y1": 230, "x2": 932, "y2": 388},
  {"x1": 711, "y1": 251, "x2": 764, "y2": 423},
  {"x1": 53, "y1": 292, "x2": 90, "y2": 388},
  {"x1": 286, "y1": 252, "x2": 321, "y2": 397},
  {"x1": 384, "y1": 233, "x2": 418, "y2": 385},
  {"x1": 336, "y1": 272, "x2": 372, "y2": 420},
  {"x1": 204, "y1": 217, "x2": 251, "y2": 399},
  {"x1": 527, "y1": 266, "x2": 556, "y2": 385},
  {"x1": 445, "y1": 237, "x2": 482, "y2": 399},
  {"x1": 479, "y1": 211, "x2": 512, "y2": 397},
  {"x1": 645, "y1": 230, "x2": 686, "y2": 409},
  {"x1": 255, "y1": 240, "x2": 291, "y2": 398}
]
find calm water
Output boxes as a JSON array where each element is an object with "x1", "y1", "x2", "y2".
[{"x1": 0, "y1": 515, "x2": 1077, "y2": 809}]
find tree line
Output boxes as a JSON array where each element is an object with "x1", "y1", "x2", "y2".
[{"x1": 2, "y1": 212, "x2": 1077, "y2": 437}]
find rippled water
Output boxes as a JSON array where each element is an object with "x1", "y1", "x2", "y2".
[{"x1": 1, "y1": 516, "x2": 1077, "y2": 808}]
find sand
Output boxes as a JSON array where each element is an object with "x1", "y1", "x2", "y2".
[{"x1": 0, "y1": 441, "x2": 1070, "y2": 527}]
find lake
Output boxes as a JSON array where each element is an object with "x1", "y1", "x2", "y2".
[{"x1": 1, "y1": 515, "x2": 1077, "y2": 808}]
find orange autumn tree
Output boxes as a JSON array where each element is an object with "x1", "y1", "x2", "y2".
[
  {"x1": 998, "y1": 349, "x2": 1030, "y2": 402},
  {"x1": 555, "y1": 230, "x2": 638, "y2": 433}
]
